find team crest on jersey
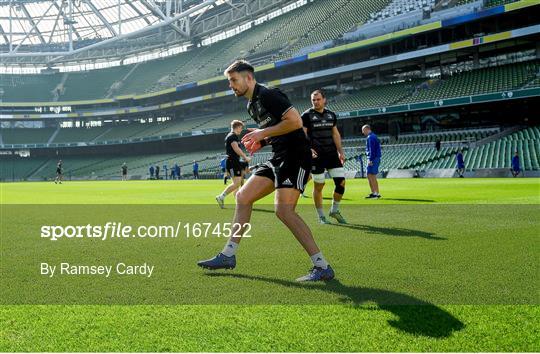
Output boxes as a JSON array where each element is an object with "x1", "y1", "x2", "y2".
[{"x1": 258, "y1": 116, "x2": 272, "y2": 127}]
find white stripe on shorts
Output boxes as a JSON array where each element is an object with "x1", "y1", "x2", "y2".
[{"x1": 297, "y1": 167, "x2": 306, "y2": 191}]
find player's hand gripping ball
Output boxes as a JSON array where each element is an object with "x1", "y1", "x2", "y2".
[{"x1": 242, "y1": 128, "x2": 265, "y2": 154}]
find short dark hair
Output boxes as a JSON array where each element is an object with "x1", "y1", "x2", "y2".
[
  {"x1": 311, "y1": 89, "x2": 325, "y2": 98},
  {"x1": 231, "y1": 120, "x2": 244, "y2": 130},
  {"x1": 224, "y1": 60, "x2": 255, "y2": 76}
]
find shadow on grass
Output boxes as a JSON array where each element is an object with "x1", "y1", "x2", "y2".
[
  {"x1": 332, "y1": 223, "x2": 445, "y2": 240},
  {"x1": 322, "y1": 197, "x2": 352, "y2": 201},
  {"x1": 252, "y1": 208, "x2": 443, "y2": 240},
  {"x1": 207, "y1": 273, "x2": 464, "y2": 338},
  {"x1": 382, "y1": 198, "x2": 436, "y2": 203}
]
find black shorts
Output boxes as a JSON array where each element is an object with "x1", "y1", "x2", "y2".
[
  {"x1": 226, "y1": 159, "x2": 243, "y2": 177},
  {"x1": 312, "y1": 151, "x2": 342, "y2": 175},
  {"x1": 56, "y1": 169, "x2": 62, "y2": 175},
  {"x1": 254, "y1": 154, "x2": 311, "y2": 193}
]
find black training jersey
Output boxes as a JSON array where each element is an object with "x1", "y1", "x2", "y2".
[
  {"x1": 247, "y1": 83, "x2": 308, "y2": 158},
  {"x1": 122, "y1": 165, "x2": 128, "y2": 173},
  {"x1": 56, "y1": 162, "x2": 62, "y2": 171},
  {"x1": 225, "y1": 132, "x2": 240, "y2": 160},
  {"x1": 301, "y1": 108, "x2": 337, "y2": 155}
]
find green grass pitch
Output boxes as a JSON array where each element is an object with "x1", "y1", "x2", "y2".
[{"x1": 0, "y1": 178, "x2": 539, "y2": 352}]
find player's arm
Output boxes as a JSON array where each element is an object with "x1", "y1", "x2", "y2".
[
  {"x1": 300, "y1": 111, "x2": 310, "y2": 139},
  {"x1": 366, "y1": 138, "x2": 372, "y2": 165},
  {"x1": 231, "y1": 141, "x2": 250, "y2": 161},
  {"x1": 332, "y1": 126, "x2": 345, "y2": 163},
  {"x1": 304, "y1": 126, "x2": 318, "y2": 158},
  {"x1": 301, "y1": 112, "x2": 317, "y2": 158},
  {"x1": 262, "y1": 107, "x2": 302, "y2": 137},
  {"x1": 242, "y1": 107, "x2": 302, "y2": 152},
  {"x1": 242, "y1": 90, "x2": 300, "y2": 152}
]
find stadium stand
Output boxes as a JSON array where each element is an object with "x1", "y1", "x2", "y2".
[
  {"x1": 402, "y1": 62, "x2": 539, "y2": 104},
  {"x1": 60, "y1": 66, "x2": 133, "y2": 101},
  {"x1": 0, "y1": 156, "x2": 49, "y2": 181},
  {"x1": 143, "y1": 0, "x2": 391, "y2": 87},
  {"x1": 118, "y1": 52, "x2": 200, "y2": 95},
  {"x1": 23, "y1": 149, "x2": 223, "y2": 181},
  {"x1": 329, "y1": 81, "x2": 420, "y2": 110},
  {"x1": 1, "y1": 1, "x2": 537, "y2": 102},
  {"x1": 485, "y1": 0, "x2": 520, "y2": 7},
  {"x1": 93, "y1": 123, "x2": 161, "y2": 143},
  {"x1": 274, "y1": 0, "x2": 391, "y2": 60},
  {"x1": 341, "y1": 128, "x2": 501, "y2": 171},
  {"x1": 1, "y1": 128, "x2": 56, "y2": 145},
  {"x1": 461, "y1": 126, "x2": 540, "y2": 171},
  {"x1": 455, "y1": 0, "x2": 519, "y2": 7},
  {"x1": 393, "y1": 128, "x2": 498, "y2": 145},
  {"x1": 52, "y1": 127, "x2": 111, "y2": 144},
  {"x1": 1, "y1": 126, "x2": 537, "y2": 181},
  {"x1": 1, "y1": 1, "x2": 538, "y2": 182},
  {"x1": 367, "y1": 0, "x2": 436, "y2": 23},
  {"x1": 0, "y1": 74, "x2": 61, "y2": 102},
  {"x1": 0, "y1": 0, "x2": 393, "y2": 99},
  {"x1": 1, "y1": 60, "x2": 536, "y2": 149}
]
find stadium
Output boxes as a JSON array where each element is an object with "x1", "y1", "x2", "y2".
[{"x1": 0, "y1": 0, "x2": 539, "y2": 352}]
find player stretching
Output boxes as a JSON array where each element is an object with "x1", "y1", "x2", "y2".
[
  {"x1": 216, "y1": 120, "x2": 251, "y2": 208},
  {"x1": 198, "y1": 60, "x2": 334, "y2": 282},
  {"x1": 362, "y1": 125, "x2": 381, "y2": 198},
  {"x1": 54, "y1": 160, "x2": 63, "y2": 184},
  {"x1": 301, "y1": 89, "x2": 347, "y2": 224}
]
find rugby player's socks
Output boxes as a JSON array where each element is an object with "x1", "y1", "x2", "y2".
[
  {"x1": 310, "y1": 252, "x2": 329, "y2": 269},
  {"x1": 219, "y1": 191, "x2": 227, "y2": 199},
  {"x1": 330, "y1": 200, "x2": 340, "y2": 213},
  {"x1": 316, "y1": 208, "x2": 325, "y2": 218},
  {"x1": 222, "y1": 239, "x2": 239, "y2": 257}
]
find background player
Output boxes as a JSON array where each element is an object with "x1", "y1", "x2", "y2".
[
  {"x1": 121, "y1": 162, "x2": 128, "y2": 181},
  {"x1": 220, "y1": 157, "x2": 229, "y2": 184},
  {"x1": 511, "y1": 151, "x2": 521, "y2": 177},
  {"x1": 216, "y1": 120, "x2": 251, "y2": 208},
  {"x1": 240, "y1": 158, "x2": 250, "y2": 187},
  {"x1": 54, "y1": 160, "x2": 63, "y2": 184},
  {"x1": 302, "y1": 89, "x2": 347, "y2": 224},
  {"x1": 362, "y1": 125, "x2": 381, "y2": 198},
  {"x1": 456, "y1": 149, "x2": 465, "y2": 178},
  {"x1": 192, "y1": 161, "x2": 199, "y2": 179},
  {"x1": 198, "y1": 60, "x2": 334, "y2": 282}
]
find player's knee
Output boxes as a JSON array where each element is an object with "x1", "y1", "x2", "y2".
[
  {"x1": 275, "y1": 205, "x2": 293, "y2": 222},
  {"x1": 333, "y1": 177, "x2": 345, "y2": 195},
  {"x1": 235, "y1": 189, "x2": 252, "y2": 205}
]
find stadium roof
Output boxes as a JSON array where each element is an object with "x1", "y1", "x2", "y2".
[
  {"x1": 0, "y1": 0, "x2": 162, "y2": 46},
  {"x1": 0, "y1": 0, "x2": 293, "y2": 67}
]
